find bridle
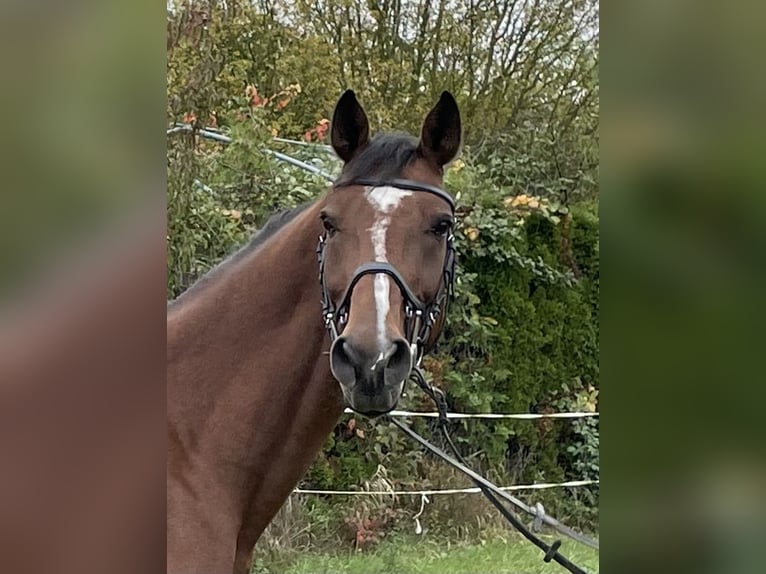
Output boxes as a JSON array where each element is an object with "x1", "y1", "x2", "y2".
[
  {"x1": 316, "y1": 178, "x2": 457, "y2": 367},
  {"x1": 315, "y1": 177, "x2": 595, "y2": 574}
]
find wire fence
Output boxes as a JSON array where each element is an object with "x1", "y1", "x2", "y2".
[
  {"x1": 302, "y1": 411, "x2": 599, "y2": 498},
  {"x1": 345, "y1": 408, "x2": 598, "y2": 420},
  {"x1": 294, "y1": 479, "x2": 599, "y2": 497}
]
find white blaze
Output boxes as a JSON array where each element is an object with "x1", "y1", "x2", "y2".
[{"x1": 365, "y1": 186, "x2": 413, "y2": 350}]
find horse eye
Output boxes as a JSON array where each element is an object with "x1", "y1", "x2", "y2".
[
  {"x1": 322, "y1": 217, "x2": 338, "y2": 236},
  {"x1": 431, "y1": 220, "x2": 452, "y2": 237}
]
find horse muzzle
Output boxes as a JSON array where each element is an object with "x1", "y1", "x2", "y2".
[{"x1": 329, "y1": 335, "x2": 412, "y2": 416}]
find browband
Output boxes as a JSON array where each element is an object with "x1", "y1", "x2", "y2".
[{"x1": 334, "y1": 178, "x2": 456, "y2": 212}]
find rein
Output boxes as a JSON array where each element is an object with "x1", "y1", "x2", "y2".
[
  {"x1": 391, "y1": 367, "x2": 598, "y2": 574},
  {"x1": 317, "y1": 179, "x2": 595, "y2": 574}
]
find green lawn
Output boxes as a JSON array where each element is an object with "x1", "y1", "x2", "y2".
[{"x1": 254, "y1": 535, "x2": 599, "y2": 574}]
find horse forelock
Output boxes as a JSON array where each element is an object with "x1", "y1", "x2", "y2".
[{"x1": 335, "y1": 132, "x2": 419, "y2": 185}]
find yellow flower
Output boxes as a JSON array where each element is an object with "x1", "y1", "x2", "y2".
[
  {"x1": 464, "y1": 227, "x2": 480, "y2": 241},
  {"x1": 511, "y1": 195, "x2": 529, "y2": 207},
  {"x1": 449, "y1": 159, "x2": 465, "y2": 172}
]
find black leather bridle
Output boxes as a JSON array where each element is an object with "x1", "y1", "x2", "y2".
[
  {"x1": 315, "y1": 177, "x2": 595, "y2": 574},
  {"x1": 316, "y1": 178, "x2": 456, "y2": 366}
]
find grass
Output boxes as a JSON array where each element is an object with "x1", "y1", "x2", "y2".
[{"x1": 252, "y1": 533, "x2": 599, "y2": 574}]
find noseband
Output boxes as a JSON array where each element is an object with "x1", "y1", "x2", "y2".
[{"x1": 316, "y1": 178, "x2": 456, "y2": 366}]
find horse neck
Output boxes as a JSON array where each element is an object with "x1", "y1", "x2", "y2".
[{"x1": 167, "y1": 201, "x2": 341, "y2": 499}]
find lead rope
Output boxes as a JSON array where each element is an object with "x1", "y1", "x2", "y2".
[{"x1": 388, "y1": 367, "x2": 596, "y2": 574}]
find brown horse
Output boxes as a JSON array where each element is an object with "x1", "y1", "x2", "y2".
[{"x1": 167, "y1": 90, "x2": 461, "y2": 573}]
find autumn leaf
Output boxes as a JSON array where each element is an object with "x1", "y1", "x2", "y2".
[{"x1": 245, "y1": 84, "x2": 262, "y2": 107}]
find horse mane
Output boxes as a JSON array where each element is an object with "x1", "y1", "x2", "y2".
[
  {"x1": 168, "y1": 201, "x2": 312, "y2": 307},
  {"x1": 335, "y1": 132, "x2": 419, "y2": 185},
  {"x1": 235, "y1": 201, "x2": 313, "y2": 260}
]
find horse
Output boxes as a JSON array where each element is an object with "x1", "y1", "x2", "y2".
[{"x1": 167, "y1": 89, "x2": 462, "y2": 573}]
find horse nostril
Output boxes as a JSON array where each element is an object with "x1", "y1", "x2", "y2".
[
  {"x1": 339, "y1": 340, "x2": 353, "y2": 362},
  {"x1": 330, "y1": 336, "x2": 359, "y2": 386},
  {"x1": 332, "y1": 337, "x2": 358, "y2": 363},
  {"x1": 384, "y1": 339, "x2": 412, "y2": 380},
  {"x1": 389, "y1": 339, "x2": 409, "y2": 366}
]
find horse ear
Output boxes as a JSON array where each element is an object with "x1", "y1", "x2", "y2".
[
  {"x1": 418, "y1": 91, "x2": 462, "y2": 169},
  {"x1": 331, "y1": 90, "x2": 370, "y2": 163}
]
